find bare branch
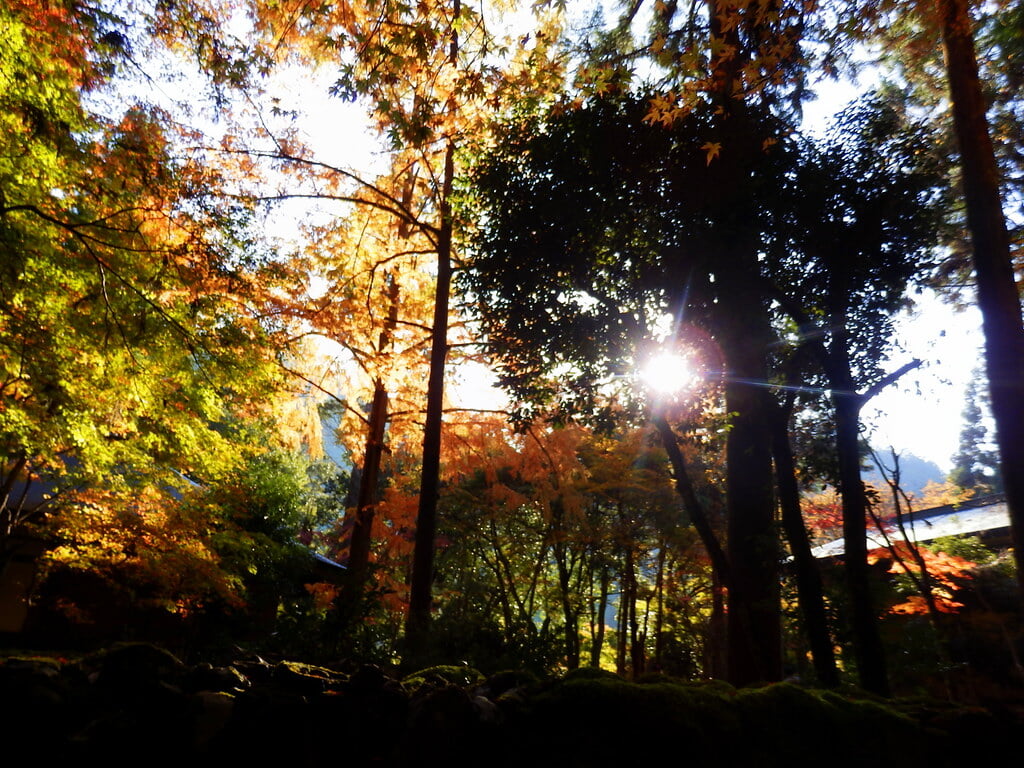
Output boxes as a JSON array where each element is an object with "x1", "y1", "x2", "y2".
[{"x1": 859, "y1": 359, "x2": 923, "y2": 405}]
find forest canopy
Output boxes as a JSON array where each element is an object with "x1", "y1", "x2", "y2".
[{"x1": 0, "y1": 0, "x2": 1021, "y2": 699}]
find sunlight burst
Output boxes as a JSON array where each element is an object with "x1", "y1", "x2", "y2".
[{"x1": 640, "y1": 352, "x2": 697, "y2": 395}]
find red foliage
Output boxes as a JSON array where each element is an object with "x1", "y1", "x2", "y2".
[{"x1": 869, "y1": 542, "x2": 976, "y2": 615}]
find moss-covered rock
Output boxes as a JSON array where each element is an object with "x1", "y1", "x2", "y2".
[
  {"x1": 401, "y1": 664, "x2": 485, "y2": 692},
  {"x1": 272, "y1": 659, "x2": 347, "y2": 694},
  {"x1": 502, "y1": 676, "x2": 964, "y2": 768},
  {"x1": 511, "y1": 675, "x2": 743, "y2": 766},
  {"x1": 1, "y1": 647, "x2": 1019, "y2": 766}
]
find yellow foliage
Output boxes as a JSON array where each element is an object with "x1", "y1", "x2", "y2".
[
  {"x1": 41, "y1": 485, "x2": 246, "y2": 615},
  {"x1": 916, "y1": 479, "x2": 975, "y2": 509}
]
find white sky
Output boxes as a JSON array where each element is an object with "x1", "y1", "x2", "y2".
[{"x1": 862, "y1": 294, "x2": 984, "y2": 472}]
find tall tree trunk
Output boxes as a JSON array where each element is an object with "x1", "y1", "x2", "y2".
[
  {"x1": 832, "y1": 381, "x2": 890, "y2": 696},
  {"x1": 705, "y1": 0, "x2": 783, "y2": 687},
  {"x1": 616, "y1": 558, "x2": 629, "y2": 676},
  {"x1": 346, "y1": 379, "x2": 390, "y2": 590},
  {"x1": 655, "y1": 402, "x2": 779, "y2": 684},
  {"x1": 653, "y1": 544, "x2": 667, "y2": 672},
  {"x1": 937, "y1": 0, "x2": 1024, "y2": 603},
  {"x1": 346, "y1": 270, "x2": 402, "y2": 593},
  {"x1": 722, "y1": 354, "x2": 780, "y2": 686},
  {"x1": 777, "y1": 304, "x2": 921, "y2": 694},
  {"x1": 405, "y1": 140, "x2": 456, "y2": 657},
  {"x1": 482, "y1": 531, "x2": 514, "y2": 632},
  {"x1": 707, "y1": 570, "x2": 727, "y2": 679},
  {"x1": 654, "y1": 417, "x2": 731, "y2": 580},
  {"x1": 716, "y1": 225, "x2": 781, "y2": 686},
  {"x1": 592, "y1": 562, "x2": 610, "y2": 667},
  {"x1": 653, "y1": 416, "x2": 736, "y2": 679},
  {"x1": 769, "y1": 408, "x2": 840, "y2": 687},
  {"x1": 627, "y1": 546, "x2": 645, "y2": 678},
  {"x1": 555, "y1": 539, "x2": 581, "y2": 670}
]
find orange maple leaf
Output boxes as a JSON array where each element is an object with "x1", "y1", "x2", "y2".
[{"x1": 701, "y1": 141, "x2": 722, "y2": 165}]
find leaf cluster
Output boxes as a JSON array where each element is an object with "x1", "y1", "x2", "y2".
[
  {"x1": 764, "y1": 94, "x2": 950, "y2": 389},
  {"x1": 463, "y1": 90, "x2": 946, "y2": 436},
  {"x1": 462, "y1": 94, "x2": 780, "y2": 425},
  {"x1": 1, "y1": 2, "x2": 291, "y2": 504}
]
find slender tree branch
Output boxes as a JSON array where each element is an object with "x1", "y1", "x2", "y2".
[
  {"x1": 859, "y1": 359, "x2": 923, "y2": 406},
  {"x1": 204, "y1": 146, "x2": 441, "y2": 238},
  {"x1": 652, "y1": 412, "x2": 731, "y2": 587}
]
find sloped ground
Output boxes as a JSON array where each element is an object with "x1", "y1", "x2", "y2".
[{"x1": 1, "y1": 644, "x2": 1019, "y2": 767}]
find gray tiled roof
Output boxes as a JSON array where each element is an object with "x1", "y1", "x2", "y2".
[{"x1": 811, "y1": 495, "x2": 1010, "y2": 559}]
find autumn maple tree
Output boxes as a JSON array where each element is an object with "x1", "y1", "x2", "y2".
[
  {"x1": 0, "y1": 1, "x2": 313, "y2": 619},
  {"x1": 425, "y1": 414, "x2": 713, "y2": 676},
  {"x1": 281, "y1": 163, "x2": 438, "y2": 594},
  {"x1": 219, "y1": 0, "x2": 573, "y2": 653}
]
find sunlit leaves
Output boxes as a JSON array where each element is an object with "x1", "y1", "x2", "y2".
[
  {"x1": 40, "y1": 446, "x2": 326, "y2": 618},
  {"x1": 1, "y1": 0, "x2": 292, "y2": 557},
  {"x1": 581, "y1": 0, "x2": 811, "y2": 123},
  {"x1": 872, "y1": 542, "x2": 976, "y2": 615},
  {"x1": 41, "y1": 485, "x2": 246, "y2": 617}
]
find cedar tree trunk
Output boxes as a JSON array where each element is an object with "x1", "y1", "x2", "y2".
[{"x1": 937, "y1": 0, "x2": 1024, "y2": 603}]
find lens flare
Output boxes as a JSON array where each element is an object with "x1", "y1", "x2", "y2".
[{"x1": 640, "y1": 352, "x2": 696, "y2": 394}]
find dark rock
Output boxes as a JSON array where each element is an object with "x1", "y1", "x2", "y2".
[
  {"x1": 272, "y1": 659, "x2": 346, "y2": 694},
  {"x1": 189, "y1": 661, "x2": 249, "y2": 693},
  {"x1": 78, "y1": 642, "x2": 186, "y2": 693},
  {"x1": 2, "y1": 645, "x2": 1020, "y2": 766},
  {"x1": 477, "y1": 668, "x2": 538, "y2": 699},
  {"x1": 192, "y1": 689, "x2": 236, "y2": 750}
]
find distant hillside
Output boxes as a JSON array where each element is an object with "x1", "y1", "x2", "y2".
[{"x1": 863, "y1": 451, "x2": 946, "y2": 498}]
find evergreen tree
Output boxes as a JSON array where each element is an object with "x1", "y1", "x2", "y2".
[{"x1": 950, "y1": 371, "x2": 1002, "y2": 494}]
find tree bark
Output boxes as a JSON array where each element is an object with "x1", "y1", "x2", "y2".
[
  {"x1": 936, "y1": 0, "x2": 1024, "y2": 604},
  {"x1": 616, "y1": 550, "x2": 630, "y2": 676},
  {"x1": 704, "y1": 0, "x2": 783, "y2": 686},
  {"x1": 722, "y1": 357, "x2": 781, "y2": 686},
  {"x1": 652, "y1": 544, "x2": 667, "y2": 672},
  {"x1": 832, "y1": 380, "x2": 890, "y2": 696},
  {"x1": 591, "y1": 562, "x2": 610, "y2": 667},
  {"x1": 627, "y1": 545, "x2": 645, "y2": 678},
  {"x1": 774, "y1": 294, "x2": 922, "y2": 694},
  {"x1": 346, "y1": 379, "x2": 390, "y2": 590},
  {"x1": 713, "y1": 205, "x2": 782, "y2": 688},
  {"x1": 555, "y1": 536, "x2": 581, "y2": 670},
  {"x1": 653, "y1": 416, "x2": 735, "y2": 679},
  {"x1": 769, "y1": 407, "x2": 840, "y2": 687},
  {"x1": 405, "y1": 140, "x2": 455, "y2": 657},
  {"x1": 707, "y1": 569, "x2": 727, "y2": 680},
  {"x1": 346, "y1": 267, "x2": 402, "y2": 589},
  {"x1": 654, "y1": 416, "x2": 730, "y2": 581}
]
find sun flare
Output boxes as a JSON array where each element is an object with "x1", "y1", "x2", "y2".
[{"x1": 640, "y1": 352, "x2": 697, "y2": 395}]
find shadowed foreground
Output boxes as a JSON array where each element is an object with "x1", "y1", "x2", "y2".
[{"x1": 2, "y1": 643, "x2": 1020, "y2": 767}]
